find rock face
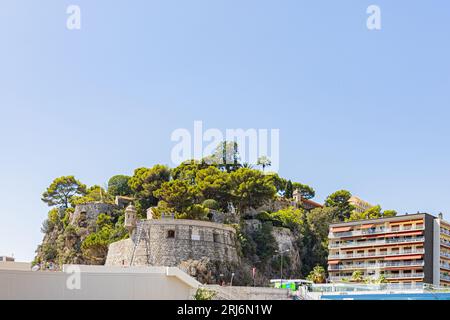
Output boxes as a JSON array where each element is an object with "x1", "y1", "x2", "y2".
[
  {"x1": 271, "y1": 226, "x2": 301, "y2": 272},
  {"x1": 105, "y1": 219, "x2": 239, "y2": 267},
  {"x1": 243, "y1": 219, "x2": 301, "y2": 267},
  {"x1": 242, "y1": 219, "x2": 262, "y2": 233},
  {"x1": 69, "y1": 202, "x2": 115, "y2": 225}
]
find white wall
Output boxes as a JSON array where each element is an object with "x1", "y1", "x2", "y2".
[
  {"x1": 0, "y1": 265, "x2": 199, "y2": 300},
  {"x1": 0, "y1": 261, "x2": 31, "y2": 271},
  {"x1": 433, "y1": 219, "x2": 441, "y2": 286}
]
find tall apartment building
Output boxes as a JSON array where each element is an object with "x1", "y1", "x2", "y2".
[
  {"x1": 435, "y1": 215, "x2": 450, "y2": 286},
  {"x1": 348, "y1": 196, "x2": 374, "y2": 214},
  {"x1": 328, "y1": 213, "x2": 450, "y2": 287}
]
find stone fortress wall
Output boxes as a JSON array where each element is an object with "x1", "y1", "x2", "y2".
[
  {"x1": 106, "y1": 218, "x2": 240, "y2": 267},
  {"x1": 69, "y1": 202, "x2": 115, "y2": 225}
]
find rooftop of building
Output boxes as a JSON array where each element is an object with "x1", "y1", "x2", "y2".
[
  {"x1": 0, "y1": 256, "x2": 15, "y2": 262},
  {"x1": 301, "y1": 198, "x2": 323, "y2": 208},
  {"x1": 330, "y1": 212, "x2": 437, "y2": 228}
]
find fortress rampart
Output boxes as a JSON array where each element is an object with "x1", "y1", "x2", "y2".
[{"x1": 105, "y1": 218, "x2": 239, "y2": 267}]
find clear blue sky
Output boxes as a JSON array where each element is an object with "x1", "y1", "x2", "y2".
[{"x1": 1, "y1": 1, "x2": 449, "y2": 261}]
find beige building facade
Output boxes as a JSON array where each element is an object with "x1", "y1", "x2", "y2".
[{"x1": 349, "y1": 196, "x2": 374, "y2": 214}]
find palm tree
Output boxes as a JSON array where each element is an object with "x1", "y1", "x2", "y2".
[
  {"x1": 376, "y1": 274, "x2": 387, "y2": 284},
  {"x1": 351, "y1": 270, "x2": 364, "y2": 282},
  {"x1": 257, "y1": 156, "x2": 272, "y2": 172},
  {"x1": 241, "y1": 162, "x2": 254, "y2": 169},
  {"x1": 306, "y1": 266, "x2": 326, "y2": 284}
]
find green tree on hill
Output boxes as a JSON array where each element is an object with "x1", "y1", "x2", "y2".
[
  {"x1": 108, "y1": 175, "x2": 132, "y2": 197},
  {"x1": 171, "y1": 160, "x2": 209, "y2": 183},
  {"x1": 285, "y1": 180, "x2": 293, "y2": 199},
  {"x1": 153, "y1": 179, "x2": 200, "y2": 213},
  {"x1": 204, "y1": 141, "x2": 241, "y2": 173},
  {"x1": 128, "y1": 165, "x2": 171, "y2": 209},
  {"x1": 195, "y1": 166, "x2": 231, "y2": 210},
  {"x1": 292, "y1": 182, "x2": 315, "y2": 200},
  {"x1": 347, "y1": 205, "x2": 397, "y2": 221},
  {"x1": 229, "y1": 168, "x2": 277, "y2": 212},
  {"x1": 324, "y1": 190, "x2": 354, "y2": 221},
  {"x1": 71, "y1": 185, "x2": 112, "y2": 205},
  {"x1": 41, "y1": 176, "x2": 87, "y2": 208}
]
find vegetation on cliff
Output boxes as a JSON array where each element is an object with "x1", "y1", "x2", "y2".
[{"x1": 34, "y1": 142, "x2": 396, "y2": 283}]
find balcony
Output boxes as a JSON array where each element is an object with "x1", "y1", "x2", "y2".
[
  {"x1": 441, "y1": 228, "x2": 450, "y2": 237},
  {"x1": 328, "y1": 249, "x2": 425, "y2": 260},
  {"x1": 328, "y1": 274, "x2": 425, "y2": 281},
  {"x1": 328, "y1": 263, "x2": 385, "y2": 271},
  {"x1": 441, "y1": 274, "x2": 450, "y2": 281},
  {"x1": 441, "y1": 239, "x2": 450, "y2": 248},
  {"x1": 385, "y1": 260, "x2": 424, "y2": 267},
  {"x1": 441, "y1": 263, "x2": 450, "y2": 271},
  {"x1": 329, "y1": 225, "x2": 424, "y2": 239},
  {"x1": 328, "y1": 261, "x2": 424, "y2": 271},
  {"x1": 329, "y1": 237, "x2": 424, "y2": 249},
  {"x1": 441, "y1": 252, "x2": 450, "y2": 259},
  {"x1": 385, "y1": 272, "x2": 424, "y2": 279}
]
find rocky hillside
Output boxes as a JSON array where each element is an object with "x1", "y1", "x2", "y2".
[{"x1": 34, "y1": 142, "x2": 396, "y2": 283}]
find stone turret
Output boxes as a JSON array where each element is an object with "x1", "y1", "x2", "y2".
[
  {"x1": 293, "y1": 189, "x2": 302, "y2": 203},
  {"x1": 124, "y1": 203, "x2": 137, "y2": 234},
  {"x1": 147, "y1": 207, "x2": 156, "y2": 220}
]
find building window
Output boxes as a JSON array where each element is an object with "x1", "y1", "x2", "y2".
[
  {"x1": 213, "y1": 233, "x2": 219, "y2": 243},
  {"x1": 191, "y1": 232, "x2": 201, "y2": 241},
  {"x1": 167, "y1": 230, "x2": 175, "y2": 238}
]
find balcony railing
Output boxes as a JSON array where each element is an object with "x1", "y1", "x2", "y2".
[
  {"x1": 385, "y1": 261, "x2": 424, "y2": 267},
  {"x1": 329, "y1": 225, "x2": 424, "y2": 238},
  {"x1": 329, "y1": 237, "x2": 424, "y2": 249},
  {"x1": 441, "y1": 240, "x2": 450, "y2": 248},
  {"x1": 385, "y1": 273, "x2": 424, "y2": 279},
  {"x1": 328, "y1": 263, "x2": 385, "y2": 271},
  {"x1": 441, "y1": 274, "x2": 450, "y2": 281},
  {"x1": 328, "y1": 261, "x2": 424, "y2": 271},
  {"x1": 328, "y1": 249, "x2": 425, "y2": 260},
  {"x1": 441, "y1": 263, "x2": 450, "y2": 270},
  {"x1": 441, "y1": 252, "x2": 450, "y2": 259},
  {"x1": 329, "y1": 274, "x2": 425, "y2": 281},
  {"x1": 441, "y1": 228, "x2": 450, "y2": 236}
]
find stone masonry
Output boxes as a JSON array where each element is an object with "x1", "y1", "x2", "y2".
[
  {"x1": 105, "y1": 218, "x2": 239, "y2": 267},
  {"x1": 69, "y1": 202, "x2": 115, "y2": 225}
]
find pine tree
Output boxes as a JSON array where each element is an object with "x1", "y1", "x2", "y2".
[{"x1": 285, "y1": 180, "x2": 293, "y2": 199}]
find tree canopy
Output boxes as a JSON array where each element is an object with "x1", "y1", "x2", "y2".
[
  {"x1": 347, "y1": 205, "x2": 397, "y2": 222},
  {"x1": 41, "y1": 176, "x2": 87, "y2": 208},
  {"x1": 204, "y1": 141, "x2": 241, "y2": 172},
  {"x1": 36, "y1": 141, "x2": 402, "y2": 281},
  {"x1": 108, "y1": 175, "x2": 132, "y2": 197},
  {"x1": 229, "y1": 168, "x2": 277, "y2": 212},
  {"x1": 128, "y1": 165, "x2": 171, "y2": 209},
  {"x1": 292, "y1": 182, "x2": 315, "y2": 200},
  {"x1": 324, "y1": 190, "x2": 354, "y2": 221}
]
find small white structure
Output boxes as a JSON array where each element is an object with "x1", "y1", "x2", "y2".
[
  {"x1": 0, "y1": 265, "x2": 200, "y2": 300},
  {"x1": 147, "y1": 207, "x2": 156, "y2": 220},
  {"x1": 0, "y1": 257, "x2": 30, "y2": 271}
]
